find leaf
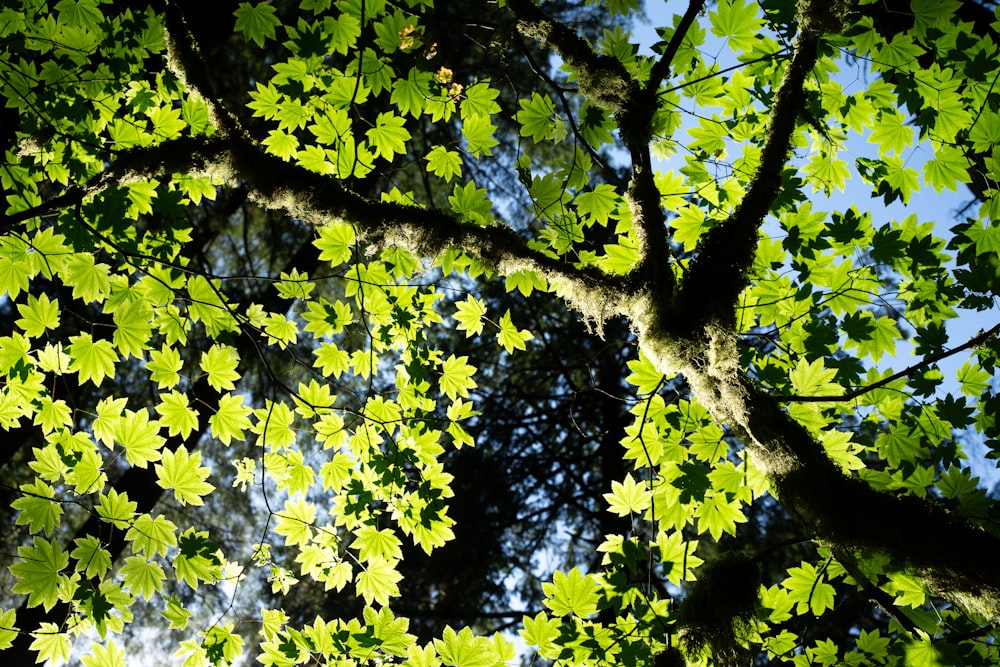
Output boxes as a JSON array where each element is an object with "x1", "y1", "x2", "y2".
[
  {"x1": 435, "y1": 626, "x2": 496, "y2": 667},
  {"x1": 315, "y1": 222, "x2": 356, "y2": 266},
  {"x1": 439, "y1": 355, "x2": 476, "y2": 400},
  {"x1": 461, "y1": 114, "x2": 498, "y2": 157},
  {"x1": 426, "y1": 146, "x2": 462, "y2": 182},
  {"x1": 81, "y1": 639, "x2": 127, "y2": 667},
  {"x1": 275, "y1": 496, "x2": 316, "y2": 547},
  {"x1": 68, "y1": 332, "x2": 118, "y2": 386},
  {"x1": 453, "y1": 296, "x2": 486, "y2": 337},
  {"x1": 263, "y1": 130, "x2": 300, "y2": 160},
  {"x1": 126, "y1": 513, "x2": 178, "y2": 558},
  {"x1": 869, "y1": 110, "x2": 913, "y2": 155},
  {"x1": 10, "y1": 537, "x2": 69, "y2": 611},
  {"x1": 576, "y1": 184, "x2": 620, "y2": 226},
  {"x1": 604, "y1": 473, "x2": 652, "y2": 516},
  {"x1": 789, "y1": 358, "x2": 842, "y2": 397},
  {"x1": 353, "y1": 525, "x2": 403, "y2": 562},
  {"x1": 461, "y1": 82, "x2": 500, "y2": 119},
  {"x1": 96, "y1": 488, "x2": 137, "y2": 530},
  {"x1": 173, "y1": 529, "x2": 222, "y2": 590},
  {"x1": 367, "y1": 112, "x2": 411, "y2": 160},
  {"x1": 234, "y1": 1, "x2": 280, "y2": 46},
  {"x1": 200, "y1": 344, "x2": 241, "y2": 392},
  {"x1": 116, "y1": 408, "x2": 166, "y2": 468},
  {"x1": 516, "y1": 93, "x2": 565, "y2": 143},
  {"x1": 356, "y1": 556, "x2": 403, "y2": 606},
  {"x1": 15, "y1": 292, "x2": 60, "y2": 338},
  {"x1": 12, "y1": 481, "x2": 62, "y2": 535},
  {"x1": 696, "y1": 492, "x2": 745, "y2": 540},
  {"x1": 29, "y1": 623, "x2": 72, "y2": 665},
  {"x1": 156, "y1": 446, "x2": 216, "y2": 506},
  {"x1": 957, "y1": 361, "x2": 990, "y2": 397},
  {"x1": 784, "y1": 562, "x2": 836, "y2": 616},
  {"x1": 709, "y1": 0, "x2": 764, "y2": 52},
  {"x1": 0, "y1": 608, "x2": 16, "y2": 651},
  {"x1": 71, "y1": 535, "x2": 112, "y2": 579},
  {"x1": 542, "y1": 568, "x2": 600, "y2": 617},
  {"x1": 923, "y1": 144, "x2": 970, "y2": 193},
  {"x1": 494, "y1": 311, "x2": 532, "y2": 354},
  {"x1": 156, "y1": 391, "x2": 200, "y2": 439}
]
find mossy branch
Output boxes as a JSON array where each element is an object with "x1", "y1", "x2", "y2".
[
  {"x1": 505, "y1": 0, "x2": 633, "y2": 112},
  {"x1": 734, "y1": 374, "x2": 1000, "y2": 623}
]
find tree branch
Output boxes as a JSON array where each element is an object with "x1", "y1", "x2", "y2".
[
  {"x1": 505, "y1": 0, "x2": 633, "y2": 112},
  {"x1": 645, "y1": 0, "x2": 707, "y2": 95},
  {"x1": 671, "y1": 28, "x2": 820, "y2": 332},
  {"x1": 774, "y1": 322, "x2": 1000, "y2": 403}
]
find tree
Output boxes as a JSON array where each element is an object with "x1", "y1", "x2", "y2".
[{"x1": 2, "y1": 0, "x2": 1000, "y2": 665}]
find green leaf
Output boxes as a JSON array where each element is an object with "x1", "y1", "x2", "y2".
[
  {"x1": 0, "y1": 608, "x2": 16, "y2": 651},
  {"x1": 434, "y1": 626, "x2": 496, "y2": 667},
  {"x1": 576, "y1": 184, "x2": 620, "y2": 226},
  {"x1": 275, "y1": 496, "x2": 316, "y2": 547},
  {"x1": 542, "y1": 568, "x2": 600, "y2": 617},
  {"x1": 448, "y1": 181, "x2": 492, "y2": 225},
  {"x1": 234, "y1": 1, "x2": 280, "y2": 46},
  {"x1": 426, "y1": 146, "x2": 463, "y2": 182},
  {"x1": 495, "y1": 310, "x2": 532, "y2": 354},
  {"x1": 392, "y1": 68, "x2": 432, "y2": 118},
  {"x1": 696, "y1": 492, "x2": 745, "y2": 540},
  {"x1": 173, "y1": 529, "x2": 222, "y2": 590},
  {"x1": 12, "y1": 481, "x2": 62, "y2": 535},
  {"x1": 15, "y1": 293, "x2": 60, "y2": 338},
  {"x1": 68, "y1": 332, "x2": 118, "y2": 386},
  {"x1": 957, "y1": 361, "x2": 990, "y2": 397},
  {"x1": 461, "y1": 82, "x2": 500, "y2": 119},
  {"x1": 885, "y1": 572, "x2": 927, "y2": 608},
  {"x1": 10, "y1": 537, "x2": 69, "y2": 611},
  {"x1": 709, "y1": 0, "x2": 764, "y2": 52},
  {"x1": 353, "y1": 525, "x2": 403, "y2": 562},
  {"x1": 200, "y1": 343, "x2": 241, "y2": 392},
  {"x1": 784, "y1": 562, "x2": 836, "y2": 616},
  {"x1": 356, "y1": 556, "x2": 403, "y2": 606},
  {"x1": 923, "y1": 144, "x2": 970, "y2": 193},
  {"x1": 161, "y1": 595, "x2": 192, "y2": 630},
  {"x1": 71, "y1": 535, "x2": 112, "y2": 579},
  {"x1": 96, "y1": 488, "x2": 138, "y2": 530},
  {"x1": 789, "y1": 358, "x2": 842, "y2": 397},
  {"x1": 126, "y1": 514, "x2": 178, "y2": 558},
  {"x1": 156, "y1": 391, "x2": 200, "y2": 439},
  {"x1": 156, "y1": 446, "x2": 216, "y2": 506},
  {"x1": 439, "y1": 354, "x2": 476, "y2": 400},
  {"x1": 869, "y1": 110, "x2": 913, "y2": 155},
  {"x1": 516, "y1": 93, "x2": 565, "y2": 143},
  {"x1": 28, "y1": 623, "x2": 72, "y2": 665},
  {"x1": 315, "y1": 222, "x2": 356, "y2": 266},
  {"x1": 116, "y1": 408, "x2": 166, "y2": 468},
  {"x1": 603, "y1": 473, "x2": 652, "y2": 516},
  {"x1": 504, "y1": 269, "x2": 546, "y2": 297},
  {"x1": 453, "y1": 296, "x2": 486, "y2": 337},
  {"x1": 80, "y1": 639, "x2": 127, "y2": 667},
  {"x1": 461, "y1": 114, "x2": 498, "y2": 157},
  {"x1": 263, "y1": 130, "x2": 300, "y2": 160},
  {"x1": 367, "y1": 112, "x2": 411, "y2": 161}
]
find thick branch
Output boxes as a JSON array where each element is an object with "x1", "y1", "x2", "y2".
[
  {"x1": 505, "y1": 0, "x2": 633, "y2": 112},
  {"x1": 738, "y1": 375, "x2": 1000, "y2": 621}
]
